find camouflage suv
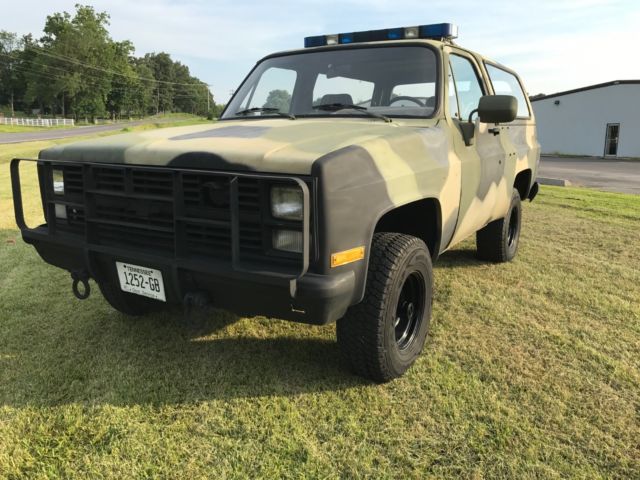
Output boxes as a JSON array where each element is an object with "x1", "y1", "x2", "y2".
[{"x1": 11, "y1": 23, "x2": 539, "y2": 382}]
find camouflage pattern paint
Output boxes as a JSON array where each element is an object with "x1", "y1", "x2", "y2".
[{"x1": 25, "y1": 37, "x2": 539, "y2": 321}]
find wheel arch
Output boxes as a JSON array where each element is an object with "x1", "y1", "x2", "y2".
[
  {"x1": 514, "y1": 168, "x2": 533, "y2": 200},
  {"x1": 373, "y1": 197, "x2": 442, "y2": 262}
]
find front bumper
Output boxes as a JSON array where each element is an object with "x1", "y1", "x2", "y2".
[
  {"x1": 22, "y1": 227, "x2": 354, "y2": 324},
  {"x1": 11, "y1": 158, "x2": 355, "y2": 325}
]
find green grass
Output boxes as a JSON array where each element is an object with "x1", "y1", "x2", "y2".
[
  {"x1": 0, "y1": 139, "x2": 638, "y2": 478},
  {"x1": 0, "y1": 119, "x2": 213, "y2": 230}
]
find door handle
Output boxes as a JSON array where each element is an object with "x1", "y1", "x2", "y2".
[{"x1": 488, "y1": 127, "x2": 500, "y2": 136}]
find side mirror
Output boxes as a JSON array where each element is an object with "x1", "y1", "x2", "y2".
[
  {"x1": 477, "y1": 95, "x2": 517, "y2": 123},
  {"x1": 459, "y1": 95, "x2": 518, "y2": 147}
]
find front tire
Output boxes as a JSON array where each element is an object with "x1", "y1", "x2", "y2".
[
  {"x1": 337, "y1": 233, "x2": 433, "y2": 383},
  {"x1": 476, "y1": 188, "x2": 522, "y2": 262}
]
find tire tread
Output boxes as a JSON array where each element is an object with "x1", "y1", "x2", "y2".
[{"x1": 337, "y1": 232, "x2": 431, "y2": 382}]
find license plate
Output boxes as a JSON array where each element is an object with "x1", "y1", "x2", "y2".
[{"x1": 116, "y1": 262, "x2": 166, "y2": 302}]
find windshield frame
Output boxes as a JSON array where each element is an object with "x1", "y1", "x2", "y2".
[{"x1": 220, "y1": 42, "x2": 442, "y2": 121}]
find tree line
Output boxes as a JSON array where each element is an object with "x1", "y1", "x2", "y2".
[{"x1": 0, "y1": 5, "x2": 219, "y2": 121}]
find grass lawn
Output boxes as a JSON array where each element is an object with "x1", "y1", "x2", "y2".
[{"x1": 0, "y1": 135, "x2": 638, "y2": 477}]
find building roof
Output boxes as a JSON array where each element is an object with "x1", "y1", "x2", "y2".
[{"x1": 530, "y1": 80, "x2": 640, "y2": 102}]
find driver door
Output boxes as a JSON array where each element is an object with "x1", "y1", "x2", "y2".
[{"x1": 447, "y1": 50, "x2": 509, "y2": 246}]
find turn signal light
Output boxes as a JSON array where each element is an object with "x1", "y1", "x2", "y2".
[{"x1": 331, "y1": 246, "x2": 365, "y2": 268}]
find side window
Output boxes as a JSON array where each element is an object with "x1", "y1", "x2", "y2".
[
  {"x1": 241, "y1": 67, "x2": 296, "y2": 112},
  {"x1": 313, "y1": 74, "x2": 374, "y2": 107},
  {"x1": 449, "y1": 54, "x2": 485, "y2": 121},
  {"x1": 485, "y1": 64, "x2": 530, "y2": 118}
]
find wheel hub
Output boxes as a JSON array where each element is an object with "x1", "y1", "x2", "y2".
[
  {"x1": 507, "y1": 206, "x2": 519, "y2": 248},
  {"x1": 394, "y1": 272, "x2": 425, "y2": 350}
]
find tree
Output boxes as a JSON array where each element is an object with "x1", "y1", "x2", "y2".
[
  {"x1": 1, "y1": 5, "x2": 213, "y2": 119},
  {"x1": 0, "y1": 31, "x2": 24, "y2": 116},
  {"x1": 129, "y1": 61, "x2": 157, "y2": 117},
  {"x1": 141, "y1": 53, "x2": 175, "y2": 114},
  {"x1": 263, "y1": 89, "x2": 292, "y2": 111},
  {"x1": 41, "y1": 5, "x2": 117, "y2": 120},
  {"x1": 106, "y1": 40, "x2": 139, "y2": 119}
]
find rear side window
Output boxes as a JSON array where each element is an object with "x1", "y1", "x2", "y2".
[{"x1": 485, "y1": 64, "x2": 530, "y2": 118}]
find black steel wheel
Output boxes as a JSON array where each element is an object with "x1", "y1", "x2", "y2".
[
  {"x1": 476, "y1": 188, "x2": 522, "y2": 262},
  {"x1": 394, "y1": 272, "x2": 426, "y2": 350},
  {"x1": 337, "y1": 233, "x2": 433, "y2": 383},
  {"x1": 506, "y1": 201, "x2": 520, "y2": 250}
]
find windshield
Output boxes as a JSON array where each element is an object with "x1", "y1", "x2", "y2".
[{"x1": 222, "y1": 46, "x2": 438, "y2": 120}]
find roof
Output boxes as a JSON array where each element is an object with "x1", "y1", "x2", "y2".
[{"x1": 530, "y1": 80, "x2": 640, "y2": 102}]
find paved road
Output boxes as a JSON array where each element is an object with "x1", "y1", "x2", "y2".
[
  {"x1": 0, "y1": 118, "x2": 181, "y2": 144},
  {"x1": 539, "y1": 156, "x2": 640, "y2": 195}
]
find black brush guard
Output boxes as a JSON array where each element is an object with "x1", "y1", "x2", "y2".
[{"x1": 11, "y1": 157, "x2": 356, "y2": 324}]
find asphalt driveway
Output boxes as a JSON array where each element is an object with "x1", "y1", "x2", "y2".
[{"x1": 539, "y1": 156, "x2": 640, "y2": 195}]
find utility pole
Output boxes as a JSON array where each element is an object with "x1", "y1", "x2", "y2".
[
  {"x1": 206, "y1": 84, "x2": 210, "y2": 113},
  {"x1": 156, "y1": 83, "x2": 160, "y2": 115}
]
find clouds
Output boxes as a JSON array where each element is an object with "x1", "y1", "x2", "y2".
[{"x1": 4, "y1": 0, "x2": 639, "y2": 101}]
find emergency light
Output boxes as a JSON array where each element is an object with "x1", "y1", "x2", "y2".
[{"x1": 304, "y1": 23, "x2": 458, "y2": 48}]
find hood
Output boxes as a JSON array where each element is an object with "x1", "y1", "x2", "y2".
[{"x1": 38, "y1": 118, "x2": 429, "y2": 175}]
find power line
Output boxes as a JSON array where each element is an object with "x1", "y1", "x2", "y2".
[
  {"x1": 7, "y1": 63, "x2": 211, "y2": 105},
  {"x1": 2, "y1": 45, "x2": 214, "y2": 112},
  {"x1": 3, "y1": 51, "x2": 212, "y2": 96},
  {"x1": 3, "y1": 50, "x2": 206, "y2": 90},
  {"x1": 23, "y1": 44, "x2": 211, "y2": 87}
]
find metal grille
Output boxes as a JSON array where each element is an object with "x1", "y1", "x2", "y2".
[
  {"x1": 54, "y1": 165, "x2": 85, "y2": 236},
  {"x1": 46, "y1": 164, "x2": 307, "y2": 271}
]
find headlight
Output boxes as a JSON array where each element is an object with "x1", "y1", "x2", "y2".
[
  {"x1": 270, "y1": 185, "x2": 303, "y2": 220},
  {"x1": 52, "y1": 168, "x2": 64, "y2": 195},
  {"x1": 272, "y1": 229, "x2": 303, "y2": 253},
  {"x1": 55, "y1": 204, "x2": 67, "y2": 219}
]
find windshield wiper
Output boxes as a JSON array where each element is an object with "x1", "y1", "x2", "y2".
[
  {"x1": 234, "y1": 107, "x2": 296, "y2": 120},
  {"x1": 312, "y1": 103, "x2": 391, "y2": 123}
]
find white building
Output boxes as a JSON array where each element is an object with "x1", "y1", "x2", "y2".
[{"x1": 531, "y1": 80, "x2": 640, "y2": 158}]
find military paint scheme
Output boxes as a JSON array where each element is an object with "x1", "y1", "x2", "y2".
[{"x1": 11, "y1": 23, "x2": 540, "y2": 381}]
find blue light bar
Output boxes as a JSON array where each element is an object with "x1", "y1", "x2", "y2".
[
  {"x1": 303, "y1": 23, "x2": 458, "y2": 48},
  {"x1": 387, "y1": 28, "x2": 403, "y2": 40},
  {"x1": 304, "y1": 35, "x2": 326, "y2": 48},
  {"x1": 339, "y1": 33, "x2": 354, "y2": 44},
  {"x1": 420, "y1": 23, "x2": 459, "y2": 39}
]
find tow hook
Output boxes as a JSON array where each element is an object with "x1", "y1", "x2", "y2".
[
  {"x1": 183, "y1": 291, "x2": 210, "y2": 325},
  {"x1": 71, "y1": 271, "x2": 91, "y2": 300}
]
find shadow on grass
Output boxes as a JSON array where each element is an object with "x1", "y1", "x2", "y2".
[
  {"x1": 0, "y1": 228, "x2": 369, "y2": 407},
  {"x1": 0, "y1": 231, "x2": 482, "y2": 408},
  {"x1": 436, "y1": 248, "x2": 482, "y2": 269},
  {"x1": 0, "y1": 303, "x2": 368, "y2": 407}
]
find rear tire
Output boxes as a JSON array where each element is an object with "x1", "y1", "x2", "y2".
[
  {"x1": 337, "y1": 233, "x2": 433, "y2": 383},
  {"x1": 98, "y1": 282, "x2": 160, "y2": 316},
  {"x1": 476, "y1": 188, "x2": 522, "y2": 262}
]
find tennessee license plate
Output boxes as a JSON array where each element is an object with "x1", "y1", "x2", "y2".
[{"x1": 116, "y1": 262, "x2": 166, "y2": 302}]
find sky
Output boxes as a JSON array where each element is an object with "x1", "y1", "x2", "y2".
[{"x1": 3, "y1": 0, "x2": 640, "y2": 103}]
